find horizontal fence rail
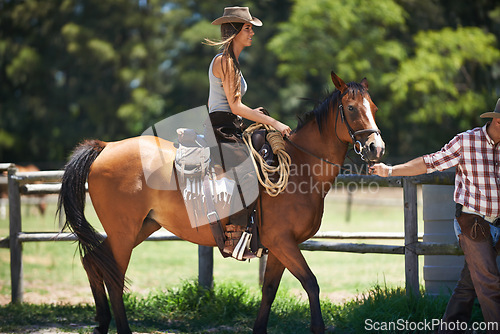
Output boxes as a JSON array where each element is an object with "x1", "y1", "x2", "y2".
[
  {"x1": 2, "y1": 165, "x2": 457, "y2": 302},
  {"x1": 300, "y1": 240, "x2": 462, "y2": 256},
  {"x1": 0, "y1": 231, "x2": 426, "y2": 248}
]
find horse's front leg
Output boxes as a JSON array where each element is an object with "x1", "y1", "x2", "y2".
[
  {"x1": 253, "y1": 252, "x2": 285, "y2": 334},
  {"x1": 268, "y1": 240, "x2": 325, "y2": 334}
]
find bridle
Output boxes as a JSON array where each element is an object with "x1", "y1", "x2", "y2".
[
  {"x1": 285, "y1": 90, "x2": 381, "y2": 171},
  {"x1": 335, "y1": 90, "x2": 381, "y2": 162}
]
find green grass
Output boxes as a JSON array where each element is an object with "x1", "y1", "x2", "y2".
[
  {"x1": 0, "y1": 280, "x2": 487, "y2": 333},
  {"x1": 1, "y1": 189, "x2": 483, "y2": 333},
  {"x1": 0, "y1": 188, "x2": 425, "y2": 303}
]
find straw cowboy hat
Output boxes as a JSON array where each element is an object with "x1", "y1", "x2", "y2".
[
  {"x1": 212, "y1": 6, "x2": 263, "y2": 26},
  {"x1": 480, "y1": 98, "x2": 500, "y2": 118}
]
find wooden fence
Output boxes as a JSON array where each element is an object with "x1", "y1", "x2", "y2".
[{"x1": 0, "y1": 162, "x2": 460, "y2": 304}]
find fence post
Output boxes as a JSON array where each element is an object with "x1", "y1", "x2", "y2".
[
  {"x1": 8, "y1": 166, "x2": 23, "y2": 303},
  {"x1": 198, "y1": 245, "x2": 213, "y2": 289},
  {"x1": 403, "y1": 178, "x2": 419, "y2": 297}
]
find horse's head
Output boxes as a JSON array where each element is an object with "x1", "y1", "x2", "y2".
[{"x1": 331, "y1": 72, "x2": 385, "y2": 163}]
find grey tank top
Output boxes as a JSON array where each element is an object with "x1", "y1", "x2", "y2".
[{"x1": 208, "y1": 54, "x2": 247, "y2": 113}]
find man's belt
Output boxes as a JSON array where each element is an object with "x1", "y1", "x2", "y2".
[{"x1": 461, "y1": 206, "x2": 500, "y2": 226}]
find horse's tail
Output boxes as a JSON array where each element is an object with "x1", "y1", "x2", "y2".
[{"x1": 57, "y1": 140, "x2": 123, "y2": 289}]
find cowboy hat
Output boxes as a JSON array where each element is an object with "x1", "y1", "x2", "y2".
[
  {"x1": 480, "y1": 98, "x2": 500, "y2": 118},
  {"x1": 211, "y1": 7, "x2": 262, "y2": 26}
]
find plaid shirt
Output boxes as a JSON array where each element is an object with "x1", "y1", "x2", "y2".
[{"x1": 423, "y1": 124, "x2": 500, "y2": 217}]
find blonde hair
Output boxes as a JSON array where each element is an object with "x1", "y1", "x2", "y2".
[{"x1": 204, "y1": 23, "x2": 244, "y2": 103}]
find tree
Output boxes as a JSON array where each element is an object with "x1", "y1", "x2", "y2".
[
  {"x1": 385, "y1": 27, "x2": 500, "y2": 150},
  {"x1": 0, "y1": 0, "x2": 174, "y2": 163},
  {"x1": 2, "y1": 0, "x2": 500, "y2": 163},
  {"x1": 269, "y1": 0, "x2": 500, "y2": 158},
  {"x1": 268, "y1": 0, "x2": 407, "y2": 128},
  {"x1": 387, "y1": 0, "x2": 500, "y2": 155},
  {"x1": 0, "y1": 0, "x2": 293, "y2": 164}
]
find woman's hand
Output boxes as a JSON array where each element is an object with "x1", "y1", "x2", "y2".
[
  {"x1": 254, "y1": 107, "x2": 291, "y2": 137},
  {"x1": 273, "y1": 121, "x2": 291, "y2": 137}
]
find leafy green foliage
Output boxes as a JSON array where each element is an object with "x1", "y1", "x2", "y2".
[
  {"x1": 0, "y1": 0, "x2": 171, "y2": 161},
  {"x1": 269, "y1": 0, "x2": 500, "y2": 157},
  {"x1": 386, "y1": 27, "x2": 500, "y2": 123},
  {"x1": 269, "y1": 0, "x2": 407, "y2": 81},
  {"x1": 1, "y1": 0, "x2": 500, "y2": 163}
]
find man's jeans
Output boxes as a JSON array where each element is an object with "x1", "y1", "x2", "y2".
[{"x1": 439, "y1": 215, "x2": 500, "y2": 333}]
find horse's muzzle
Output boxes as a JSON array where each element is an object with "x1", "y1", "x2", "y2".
[{"x1": 361, "y1": 132, "x2": 385, "y2": 163}]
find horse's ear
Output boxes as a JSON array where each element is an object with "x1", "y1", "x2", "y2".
[
  {"x1": 331, "y1": 71, "x2": 347, "y2": 92},
  {"x1": 360, "y1": 77, "x2": 369, "y2": 90}
]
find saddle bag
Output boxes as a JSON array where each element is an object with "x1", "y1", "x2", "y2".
[{"x1": 251, "y1": 129, "x2": 275, "y2": 166}]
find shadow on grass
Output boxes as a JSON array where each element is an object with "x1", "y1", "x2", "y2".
[{"x1": 0, "y1": 281, "x2": 487, "y2": 333}]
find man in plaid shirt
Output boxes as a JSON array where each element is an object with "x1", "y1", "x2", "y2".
[{"x1": 370, "y1": 99, "x2": 500, "y2": 332}]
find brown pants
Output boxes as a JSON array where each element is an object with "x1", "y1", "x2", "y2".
[{"x1": 439, "y1": 213, "x2": 500, "y2": 333}]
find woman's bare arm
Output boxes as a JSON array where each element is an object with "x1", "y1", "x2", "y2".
[{"x1": 215, "y1": 56, "x2": 291, "y2": 135}]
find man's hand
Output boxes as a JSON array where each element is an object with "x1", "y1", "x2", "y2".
[{"x1": 369, "y1": 163, "x2": 392, "y2": 177}]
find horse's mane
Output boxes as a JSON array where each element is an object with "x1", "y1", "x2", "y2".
[{"x1": 296, "y1": 81, "x2": 366, "y2": 133}]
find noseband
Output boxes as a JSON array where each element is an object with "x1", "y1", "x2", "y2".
[{"x1": 336, "y1": 91, "x2": 380, "y2": 161}]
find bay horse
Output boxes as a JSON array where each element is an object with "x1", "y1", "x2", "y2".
[{"x1": 57, "y1": 72, "x2": 385, "y2": 334}]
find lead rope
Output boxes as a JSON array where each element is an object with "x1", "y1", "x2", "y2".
[{"x1": 243, "y1": 123, "x2": 291, "y2": 197}]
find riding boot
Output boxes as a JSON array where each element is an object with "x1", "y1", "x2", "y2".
[
  {"x1": 224, "y1": 224, "x2": 256, "y2": 260},
  {"x1": 229, "y1": 209, "x2": 248, "y2": 227}
]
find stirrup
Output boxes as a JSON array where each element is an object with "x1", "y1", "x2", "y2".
[{"x1": 232, "y1": 232, "x2": 252, "y2": 260}]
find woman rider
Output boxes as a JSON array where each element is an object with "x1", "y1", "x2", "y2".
[
  {"x1": 206, "y1": 6, "x2": 291, "y2": 137},
  {"x1": 204, "y1": 7, "x2": 291, "y2": 258}
]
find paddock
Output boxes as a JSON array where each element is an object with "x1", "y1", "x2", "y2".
[{"x1": 0, "y1": 162, "x2": 464, "y2": 305}]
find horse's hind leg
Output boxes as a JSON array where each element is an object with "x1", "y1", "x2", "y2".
[
  {"x1": 253, "y1": 253, "x2": 285, "y2": 334},
  {"x1": 83, "y1": 235, "x2": 134, "y2": 334},
  {"x1": 103, "y1": 236, "x2": 134, "y2": 334},
  {"x1": 104, "y1": 217, "x2": 159, "y2": 333},
  {"x1": 82, "y1": 246, "x2": 111, "y2": 334}
]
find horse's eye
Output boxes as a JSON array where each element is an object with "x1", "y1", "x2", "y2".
[{"x1": 348, "y1": 106, "x2": 354, "y2": 111}]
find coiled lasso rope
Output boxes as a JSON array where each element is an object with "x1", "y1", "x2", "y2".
[{"x1": 242, "y1": 123, "x2": 291, "y2": 197}]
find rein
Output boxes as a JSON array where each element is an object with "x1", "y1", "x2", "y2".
[
  {"x1": 284, "y1": 137, "x2": 371, "y2": 175},
  {"x1": 284, "y1": 138, "x2": 343, "y2": 169}
]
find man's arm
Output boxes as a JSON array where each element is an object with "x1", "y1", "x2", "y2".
[{"x1": 369, "y1": 157, "x2": 427, "y2": 177}]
